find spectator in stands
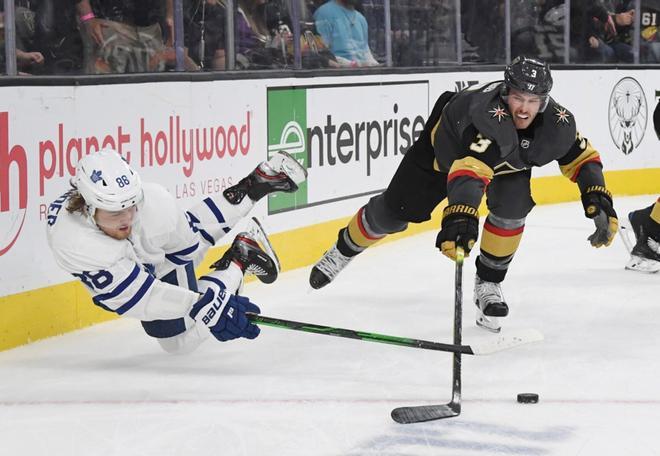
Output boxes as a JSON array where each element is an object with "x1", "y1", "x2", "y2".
[
  {"x1": 605, "y1": 1, "x2": 635, "y2": 63},
  {"x1": 570, "y1": 0, "x2": 632, "y2": 63},
  {"x1": 313, "y1": 0, "x2": 378, "y2": 67},
  {"x1": 73, "y1": 0, "x2": 174, "y2": 74},
  {"x1": 185, "y1": 0, "x2": 286, "y2": 70},
  {"x1": 0, "y1": 3, "x2": 45, "y2": 74}
]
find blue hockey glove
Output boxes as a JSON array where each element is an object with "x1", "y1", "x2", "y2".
[{"x1": 189, "y1": 288, "x2": 261, "y2": 342}]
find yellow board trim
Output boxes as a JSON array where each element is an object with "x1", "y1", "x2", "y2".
[{"x1": 2, "y1": 167, "x2": 660, "y2": 352}]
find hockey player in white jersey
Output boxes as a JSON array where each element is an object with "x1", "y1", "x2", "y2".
[{"x1": 47, "y1": 148, "x2": 307, "y2": 354}]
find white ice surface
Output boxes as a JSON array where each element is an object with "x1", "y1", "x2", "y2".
[{"x1": 1, "y1": 196, "x2": 659, "y2": 456}]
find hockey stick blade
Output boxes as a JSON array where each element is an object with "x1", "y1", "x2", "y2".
[
  {"x1": 469, "y1": 328, "x2": 544, "y2": 355},
  {"x1": 391, "y1": 403, "x2": 460, "y2": 424}
]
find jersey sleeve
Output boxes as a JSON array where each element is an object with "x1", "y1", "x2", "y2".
[
  {"x1": 556, "y1": 131, "x2": 605, "y2": 192},
  {"x1": 140, "y1": 184, "x2": 252, "y2": 272},
  {"x1": 183, "y1": 192, "x2": 253, "y2": 250},
  {"x1": 73, "y1": 257, "x2": 199, "y2": 321},
  {"x1": 445, "y1": 125, "x2": 498, "y2": 209}
]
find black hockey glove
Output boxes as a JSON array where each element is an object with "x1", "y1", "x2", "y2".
[
  {"x1": 581, "y1": 186, "x2": 618, "y2": 248},
  {"x1": 436, "y1": 204, "x2": 479, "y2": 260}
]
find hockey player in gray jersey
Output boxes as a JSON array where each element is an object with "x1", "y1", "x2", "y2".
[
  {"x1": 309, "y1": 56, "x2": 618, "y2": 332},
  {"x1": 47, "y1": 148, "x2": 306, "y2": 353},
  {"x1": 620, "y1": 100, "x2": 660, "y2": 273}
]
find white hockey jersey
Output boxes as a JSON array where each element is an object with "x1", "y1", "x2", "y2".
[{"x1": 46, "y1": 183, "x2": 253, "y2": 321}]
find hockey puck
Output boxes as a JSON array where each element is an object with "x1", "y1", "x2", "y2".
[{"x1": 517, "y1": 393, "x2": 539, "y2": 404}]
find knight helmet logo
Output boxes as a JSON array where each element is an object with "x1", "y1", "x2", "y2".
[{"x1": 608, "y1": 77, "x2": 648, "y2": 155}]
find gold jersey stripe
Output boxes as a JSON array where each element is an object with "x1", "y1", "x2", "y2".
[
  {"x1": 559, "y1": 141, "x2": 601, "y2": 182},
  {"x1": 651, "y1": 199, "x2": 660, "y2": 225},
  {"x1": 430, "y1": 115, "x2": 442, "y2": 147},
  {"x1": 448, "y1": 156, "x2": 494, "y2": 182}
]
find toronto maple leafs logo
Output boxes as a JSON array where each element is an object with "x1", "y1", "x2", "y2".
[
  {"x1": 554, "y1": 106, "x2": 571, "y2": 125},
  {"x1": 90, "y1": 169, "x2": 103, "y2": 183},
  {"x1": 489, "y1": 104, "x2": 509, "y2": 123}
]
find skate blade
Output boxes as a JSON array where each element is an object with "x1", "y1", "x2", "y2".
[
  {"x1": 476, "y1": 314, "x2": 501, "y2": 333},
  {"x1": 246, "y1": 217, "x2": 281, "y2": 273},
  {"x1": 270, "y1": 151, "x2": 308, "y2": 184},
  {"x1": 626, "y1": 255, "x2": 660, "y2": 274}
]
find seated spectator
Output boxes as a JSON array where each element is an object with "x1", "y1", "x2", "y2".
[
  {"x1": 184, "y1": 0, "x2": 281, "y2": 70},
  {"x1": 569, "y1": 0, "x2": 632, "y2": 63},
  {"x1": 74, "y1": 0, "x2": 173, "y2": 74},
  {"x1": 33, "y1": 0, "x2": 84, "y2": 74},
  {"x1": 185, "y1": 0, "x2": 226, "y2": 70},
  {"x1": 313, "y1": 0, "x2": 378, "y2": 67},
  {"x1": 640, "y1": 1, "x2": 660, "y2": 63},
  {"x1": 0, "y1": 3, "x2": 45, "y2": 74},
  {"x1": 605, "y1": 1, "x2": 635, "y2": 63}
]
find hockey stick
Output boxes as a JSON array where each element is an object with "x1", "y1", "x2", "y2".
[
  {"x1": 391, "y1": 246, "x2": 465, "y2": 423},
  {"x1": 246, "y1": 312, "x2": 542, "y2": 356}
]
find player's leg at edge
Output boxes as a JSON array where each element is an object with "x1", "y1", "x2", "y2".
[
  {"x1": 621, "y1": 202, "x2": 660, "y2": 274},
  {"x1": 223, "y1": 151, "x2": 307, "y2": 205}
]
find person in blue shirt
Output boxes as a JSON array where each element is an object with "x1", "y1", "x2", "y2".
[{"x1": 313, "y1": 0, "x2": 378, "y2": 66}]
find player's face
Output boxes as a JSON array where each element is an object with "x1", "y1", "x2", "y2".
[
  {"x1": 94, "y1": 206, "x2": 137, "y2": 240},
  {"x1": 506, "y1": 88, "x2": 543, "y2": 130}
]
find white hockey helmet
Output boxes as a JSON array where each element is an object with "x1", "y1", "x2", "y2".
[{"x1": 73, "y1": 149, "x2": 143, "y2": 212}]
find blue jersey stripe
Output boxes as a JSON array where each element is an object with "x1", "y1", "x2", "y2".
[
  {"x1": 184, "y1": 262, "x2": 199, "y2": 292},
  {"x1": 198, "y1": 227, "x2": 216, "y2": 245},
  {"x1": 203, "y1": 198, "x2": 226, "y2": 224},
  {"x1": 93, "y1": 264, "x2": 141, "y2": 304},
  {"x1": 168, "y1": 242, "x2": 200, "y2": 257},
  {"x1": 165, "y1": 254, "x2": 192, "y2": 266},
  {"x1": 198, "y1": 274, "x2": 228, "y2": 291},
  {"x1": 116, "y1": 274, "x2": 156, "y2": 315}
]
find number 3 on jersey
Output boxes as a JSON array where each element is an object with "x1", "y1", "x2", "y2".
[{"x1": 469, "y1": 133, "x2": 492, "y2": 153}]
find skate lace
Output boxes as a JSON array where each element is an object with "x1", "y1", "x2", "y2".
[
  {"x1": 476, "y1": 280, "x2": 504, "y2": 304},
  {"x1": 648, "y1": 237, "x2": 660, "y2": 256},
  {"x1": 316, "y1": 245, "x2": 352, "y2": 279}
]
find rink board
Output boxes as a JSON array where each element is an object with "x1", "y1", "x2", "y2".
[{"x1": 1, "y1": 69, "x2": 659, "y2": 350}]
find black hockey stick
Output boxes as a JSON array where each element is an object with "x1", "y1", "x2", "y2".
[
  {"x1": 246, "y1": 310, "x2": 542, "y2": 356},
  {"x1": 391, "y1": 246, "x2": 465, "y2": 423}
]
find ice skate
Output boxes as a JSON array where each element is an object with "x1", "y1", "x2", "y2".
[
  {"x1": 621, "y1": 209, "x2": 660, "y2": 273},
  {"x1": 474, "y1": 277, "x2": 509, "y2": 333},
  {"x1": 211, "y1": 218, "x2": 280, "y2": 284},
  {"x1": 626, "y1": 235, "x2": 660, "y2": 274},
  {"x1": 309, "y1": 243, "x2": 354, "y2": 289},
  {"x1": 223, "y1": 151, "x2": 307, "y2": 204}
]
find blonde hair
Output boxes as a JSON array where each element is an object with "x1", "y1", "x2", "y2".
[{"x1": 66, "y1": 190, "x2": 88, "y2": 215}]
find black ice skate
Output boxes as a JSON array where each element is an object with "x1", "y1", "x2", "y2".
[
  {"x1": 474, "y1": 277, "x2": 509, "y2": 333},
  {"x1": 620, "y1": 210, "x2": 660, "y2": 274},
  {"x1": 627, "y1": 234, "x2": 660, "y2": 274},
  {"x1": 223, "y1": 151, "x2": 307, "y2": 205},
  {"x1": 309, "y1": 243, "x2": 354, "y2": 289},
  {"x1": 211, "y1": 217, "x2": 280, "y2": 284}
]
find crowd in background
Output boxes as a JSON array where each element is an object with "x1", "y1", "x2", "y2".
[{"x1": 0, "y1": 0, "x2": 659, "y2": 75}]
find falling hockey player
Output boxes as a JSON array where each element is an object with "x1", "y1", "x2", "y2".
[
  {"x1": 309, "y1": 56, "x2": 619, "y2": 333},
  {"x1": 620, "y1": 99, "x2": 660, "y2": 273},
  {"x1": 47, "y1": 148, "x2": 306, "y2": 353}
]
